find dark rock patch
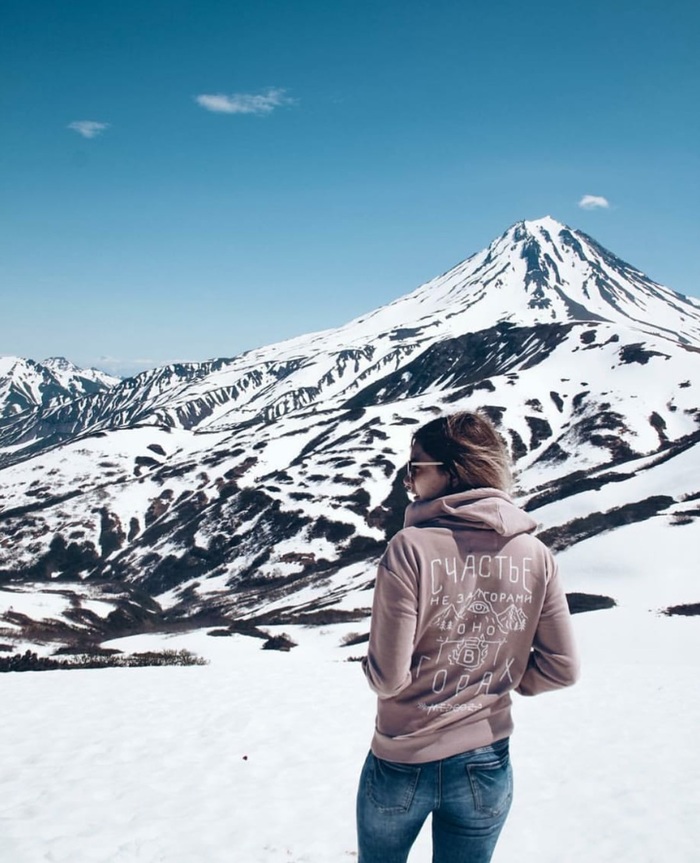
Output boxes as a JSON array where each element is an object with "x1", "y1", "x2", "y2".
[
  {"x1": 537, "y1": 495, "x2": 675, "y2": 552},
  {"x1": 368, "y1": 471, "x2": 410, "y2": 540},
  {"x1": 649, "y1": 412, "x2": 667, "y2": 443},
  {"x1": 99, "y1": 509, "x2": 125, "y2": 557},
  {"x1": 660, "y1": 603, "x2": 700, "y2": 617},
  {"x1": 262, "y1": 633, "x2": 297, "y2": 651},
  {"x1": 619, "y1": 344, "x2": 668, "y2": 365},
  {"x1": 508, "y1": 429, "x2": 528, "y2": 462},
  {"x1": 479, "y1": 405, "x2": 506, "y2": 426},
  {"x1": 526, "y1": 416, "x2": 553, "y2": 449},
  {"x1": 309, "y1": 517, "x2": 355, "y2": 543},
  {"x1": 566, "y1": 593, "x2": 616, "y2": 614},
  {"x1": 526, "y1": 468, "x2": 634, "y2": 511},
  {"x1": 341, "y1": 631, "x2": 370, "y2": 647}
]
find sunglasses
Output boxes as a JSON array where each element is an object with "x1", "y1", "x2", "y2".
[{"x1": 405, "y1": 460, "x2": 444, "y2": 479}]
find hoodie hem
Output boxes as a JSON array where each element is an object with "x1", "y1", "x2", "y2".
[{"x1": 370, "y1": 711, "x2": 515, "y2": 764}]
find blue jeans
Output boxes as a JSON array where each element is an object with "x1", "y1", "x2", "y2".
[{"x1": 356, "y1": 738, "x2": 513, "y2": 863}]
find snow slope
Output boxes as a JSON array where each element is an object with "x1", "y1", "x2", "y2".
[{"x1": 1, "y1": 603, "x2": 698, "y2": 862}]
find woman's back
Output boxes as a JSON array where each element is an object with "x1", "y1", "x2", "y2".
[{"x1": 363, "y1": 487, "x2": 578, "y2": 764}]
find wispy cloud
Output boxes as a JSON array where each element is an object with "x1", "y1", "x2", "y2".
[
  {"x1": 95, "y1": 356, "x2": 159, "y2": 377},
  {"x1": 95, "y1": 355, "x2": 199, "y2": 377},
  {"x1": 68, "y1": 121, "x2": 110, "y2": 139},
  {"x1": 195, "y1": 88, "x2": 295, "y2": 115},
  {"x1": 578, "y1": 195, "x2": 610, "y2": 210}
]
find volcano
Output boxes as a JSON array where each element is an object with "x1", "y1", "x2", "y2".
[{"x1": 1, "y1": 216, "x2": 698, "y2": 650}]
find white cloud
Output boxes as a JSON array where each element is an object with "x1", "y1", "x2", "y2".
[
  {"x1": 578, "y1": 195, "x2": 610, "y2": 210},
  {"x1": 94, "y1": 356, "x2": 158, "y2": 377},
  {"x1": 194, "y1": 88, "x2": 295, "y2": 115},
  {"x1": 68, "y1": 121, "x2": 110, "y2": 139},
  {"x1": 94, "y1": 356, "x2": 201, "y2": 377}
]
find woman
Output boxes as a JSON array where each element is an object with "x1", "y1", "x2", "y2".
[{"x1": 357, "y1": 411, "x2": 579, "y2": 863}]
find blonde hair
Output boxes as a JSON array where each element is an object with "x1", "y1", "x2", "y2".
[{"x1": 412, "y1": 411, "x2": 512, "y2": 492}]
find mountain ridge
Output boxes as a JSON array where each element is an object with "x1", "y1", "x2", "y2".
[
  {"x1": 2, "y1": 217, "x2": 699, "y2": 458},
  {"x1": 0, "y1": 356, "x2": 119, "y2": 422}
]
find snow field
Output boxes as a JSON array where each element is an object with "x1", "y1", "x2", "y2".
[{"x1": 1, "y1": 605, "x2": 699, "y2": 863}]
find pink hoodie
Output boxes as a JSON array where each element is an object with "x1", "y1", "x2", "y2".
[{"x1": 363, "y1": 488, "x2": 579, "y2": 763}]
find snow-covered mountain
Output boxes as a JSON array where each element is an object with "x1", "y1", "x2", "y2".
[
  {"x1": 0, "y1": 355, "x2": 119, "y2": 420},
  {"x1": 4, "y1": 216, "x2": 700, "y2": 456},
  {"x1": 1, "y1": 216, "x2": 699, "y2": 650}
]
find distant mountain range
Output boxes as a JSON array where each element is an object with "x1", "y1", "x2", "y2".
[
  {"x1": 0, "y1": 356, "x2": 119, "y2": 419},
  {"x1": 1, "y1": 216, "x2": 699, "y2": 652}
]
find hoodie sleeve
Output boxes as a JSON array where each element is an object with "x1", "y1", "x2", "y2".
[
  {"x1": 516, "y1": 554, "x2": 580, "y2": 696},
  {"x1": 362, "y1": 539, "x2": 418, "y2": 700}
]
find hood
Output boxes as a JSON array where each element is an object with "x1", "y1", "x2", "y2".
[{"x1": 403, "y1": 488, "x2": 537, "y2": 537}]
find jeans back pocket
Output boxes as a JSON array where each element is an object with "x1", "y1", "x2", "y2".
[
  {"x1": 367, "y1": 754, "x2": 422, "y2": 815},
  {"x1": 465, "y1": 744, "x2": 513, "y2": 818}
]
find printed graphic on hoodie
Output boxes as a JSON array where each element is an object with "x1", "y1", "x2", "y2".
[
  {"x1": 416, "y1": 553, "x2": 534, "y2": 703},
  {"x1": 433, "y1": 588, "x2": 529, "y2": 672}
]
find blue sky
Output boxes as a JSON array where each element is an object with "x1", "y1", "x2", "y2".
[{"x1": 2, "y1": 0, "x2": 698, "y2": 376}]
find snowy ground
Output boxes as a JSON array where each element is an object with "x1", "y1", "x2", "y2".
[{"x1": 1, "y1": 598, "x2": 699, "y2": 863}]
